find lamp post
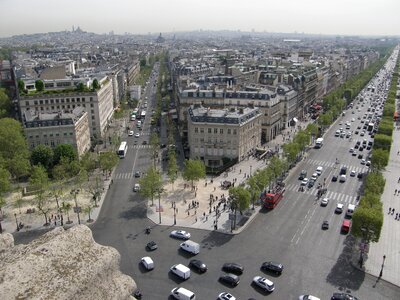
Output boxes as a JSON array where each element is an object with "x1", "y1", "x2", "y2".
[
  {"x1": 157, "y1": 188, "x2": 163, "y2": 224},
  {"x1": 379, "y1": 255, "x2": 386, "y2": 278},
  {"x1": 173, "y1": 201, "x2": 177, "y2": 225},
  {"x1": 250, "y1": 165, "x2": 252, "y2": 177},
  {"x1": 70, "y1": 189, "x2": 81, "y2": 225},
  {"x1": 14, "y1": 213, "x2": 19, "y2": 232}
]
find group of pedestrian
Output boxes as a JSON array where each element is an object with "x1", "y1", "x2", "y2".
[{"x1": 388, "y1": 207, "x2": 400, "y2": 220}]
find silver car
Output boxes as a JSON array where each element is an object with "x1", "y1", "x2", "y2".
[
  {"x1": 253, "y1": 276, "x2": 275, "y2": 292},
  {"x1": 170, "y1": 230, "x2": 191, "y2": 240}
]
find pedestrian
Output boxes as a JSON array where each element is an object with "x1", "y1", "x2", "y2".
[
  {"x1": 195, "y1": 217, "x2": 197, "y2": 222},
  {"x1": 214, "y1": 187, "x2": 216, "y2": 191},
  {"x1": 187, "y1": 211, "x2": 190, "y2": 216},
  {"x1": 398, "y1": 177, "x2": 400, "y2": 183},
  {"x1": 392, "y1": 208, "x2": 395, "y2": 215},
  {"x1": 389, "y1": 207, "x2": 392, "y2": 214},
  {"x1": 398, "y1": 190, "x2": 400, "y2": 195},
  {"x1": 395, "y1": 189, "x2": 397, "y2": 195}
]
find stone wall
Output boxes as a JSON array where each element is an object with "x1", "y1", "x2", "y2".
[{"x1": 0, "y1": 225, "x2": 137, "y2": 300}]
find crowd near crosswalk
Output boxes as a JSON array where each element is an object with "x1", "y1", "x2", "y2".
[
  {"x1": 306, "y1": 158, "x2": 369, "y2": 174},
  {"x1": 285, "y1": 183, "x2": 359, "y2": 205}
]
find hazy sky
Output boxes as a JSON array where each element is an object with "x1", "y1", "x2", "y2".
[{"x1": 0, "y1": 0, "x2": 399, "y2": 37}]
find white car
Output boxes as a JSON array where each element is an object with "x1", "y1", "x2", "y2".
[
  {"x1": 366, "y1": 160, "x2": 371, "y2": 166},
  {"x1": 252, "y1": 276, "x2": 275, "y2": 292},
  {"x1": 299, "y1": 296, "x2": 321, "y2": 300},
  {"x1": 349, "y1": 148, "x2": 354, "y2": 153},
  {"x1": 128, "y1": 130, "x2": 134, "y2": 136},
  {"x1": 141, "y1": 256, "x2": 154, "y2": 270},
  {"x1": 316, "y1": 166, "x2": 323, "y2": 176},
  {"x1": 335, "y1": 203, "x2": 344, "y2": 214},
  {"x1": 135, "y1": 132, "x2": 140, "y2": 138},
  {"x1": 170, "y1": 230, "x2": 191, "y2": 240},
  {"x1": 339, "y1": 175, "x2": 346, "y2": 182},
  {"x1": 321, "y1": 197, "x2": 329, "y2": 206},
  {"x1": 218, "y1": 292, "x2": 236, "y2": 300},
  {"x1": 301, "y1": 178, "x2": 309, "y2": 186},
  {"x1": 311, "y1": 173, "x2": 318, "y2": 181},
  {"x1": 350, "y1": 170, "x2": 356, "y2": 177},
  {"x1": 133, "y1": 183, "x2": 140, "y2": 192},
  {"x1": 361, "y1": 159, "x2": 366, "y2": 165}
]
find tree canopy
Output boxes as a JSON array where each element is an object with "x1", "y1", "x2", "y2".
[
  {"x1": 139, "y1": 166, "x2": 162, "y2": 206},
  {"x1": 182, "y1": 159, "x2": 206, "y2": 187}
]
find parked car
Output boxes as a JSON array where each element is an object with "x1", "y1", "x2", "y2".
[
  {"x1": 141, "y1": 256, "x2": 154, "y2": 270},
  {"x1": 261, "y1": 261, "x2": 283, "y2": 274},
  {"x1": 335, "y1": 203, "x2": 344, "y2": 214},
  {"x1": 219, "y1": 273, "x2": 240, "y2": 286},
  {"x1": 332, "y1": 175, "x2": 338, "y2": 182},
  {"x1": 299, "y1": 295, "x2": 321, "y2": 300},
  {"x1": 189, "y1": 259, "x2": 207, "y2": 273},
  {"x1": 301, "y1": 178, "x2": 309, "y2": 186},
  {"x1": 222, "y1": 263, "x2": 244, "y2": 275},
  {"x1": 146, "y1": 241, "x2": 158, "y2": 251},
  {"x1": 299, "y1": 170, "x2": 307, "y2": 180},
  {"x1": 170, "y1": 230, "x2": 191, "y2": 240},
  {"x1": 128, "y1": 130, "x2": 134, "y2": 136},
  {"x1": 252, "y1": 276, "x2": 275, "y2": 292}
]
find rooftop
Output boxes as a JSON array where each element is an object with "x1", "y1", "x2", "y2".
[{"x1": 188, "y1": 105, "x2": 261, "y2": 125}]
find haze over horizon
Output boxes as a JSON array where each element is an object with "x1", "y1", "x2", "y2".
[{"x1": 0, "y1": 0, "x2": 399, "y2": 38}]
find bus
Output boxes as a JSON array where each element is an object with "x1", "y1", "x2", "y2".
[
  {"x1": 117, "y1": 141, "x2": 128, "y2": 158},
  {"x1": 141, "y1": 110, "x2": 146, "y2": 119}
]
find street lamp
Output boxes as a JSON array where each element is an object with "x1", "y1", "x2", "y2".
[
  {"x1": 173, "y1": 201, "x2": 177, "y2": 225},
  {"x1": 157, "y1": 188, "x2": 164, "y2": 224},
  {"x1": 250, "y1": 165, "x2": 252, "y2": 177},
  {"x1": 70, "y1": 189, "x2": 81, "y2": 225},
  {"x1": 14, "y1": 213, "x2": 19, "y2": 232},
  {"x1": 379, "y1": 255, "x2": 386, "y2": 278}
]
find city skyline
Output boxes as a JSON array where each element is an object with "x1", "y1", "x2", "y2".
[{"x1": 0, "y1": 0, "x2": 399, "y2": 38}]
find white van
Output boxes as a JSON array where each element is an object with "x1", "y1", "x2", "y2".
[
  {"x1": 170, "y1": 287, "x2": 196, "y2": 300},
  {"x1": 180, "y1": 240, "x2": 200, "y2": 255},
  {"x1": 316, "y1": 166, "x2": 323, "y2": 176},
  {"x1": 141, "y1": 256, "x2": 154, "y2": 270},
  {"x1": 346, "y1": 204, "x2": 356, "y2": 217},
  {"x1": 170, "y1": 264, "x2": 191, "y2": 280}
]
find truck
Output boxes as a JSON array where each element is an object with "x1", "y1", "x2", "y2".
[
  {"x1": 315, "y1": 138, "x2": 324, "y2": 148},
  {"x1": 261, "y1": 182, "x2": 285, "y2": 209}
]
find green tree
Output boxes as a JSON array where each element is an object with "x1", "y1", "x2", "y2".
[
  {"x1": 0, "y1": 118, "x2": 30, "y2": 162},
  {"x1": 35, "y1": 80, "x2": 44, "y2": 92},
  {"x1": 150, "y1": 132, "x2": 160, "y2": 167},
  {"x1": 83, "y1": 204, "x2": 94, "y2": 223},
  {"x1": 0, "y1": 196, "x2": 6, "y2": 233},
  {"x1": 167, "y1": 154, "x2": 178, "y2": 190},
  {"x1": 77, "y1": 82, "x2": 85, "y2": 92},
  {"x1": 31, "y1": 144, "x2": 54, "y2": 170},
  {"x1": 182, "y1": 159, "x2": 206, "y2": 188},
  {"x1": 247, "y1": 171, "x2": 265, "y2": 209},
  {"x1": 14, "y1": 196, "x2": 24, "y2": 215},
  {"x1": 61, "y1": 201, "x2": 73, "y2": 224},
  {"x1": 282, "y1": 142, "x2": 300, "y2": 163},
  {"x1": 229, "y1": 186, "x2": 251, "y2": 230},
  {"x1": 352, "y1": 206, "x2": 383, "y2": 243},
  {"x1": 7, "y1": 154, "x2": 31, "y2": 182},
  {"x1": 99, "y1": 151, "x2": 119, "y2": 179},
  {"x1": 80, "y1": 152, "x2": 98, "y2": 175},
  {"x1": 0, "y1": 88, "x2": 11, "y2": 118},
  {"x1": 86, "y1": 175, "x2": 102, "y2": 207},
  {"x1": 370, "y1": 148, "x2": 389, "y2": 171},
  {"x1": 0, "y1": 166, "x2": 11, "y2": 193},
  {"x1": 53, "y1": 144, "x2": 77, "y2": 165},
  {"x1": 30, "y1": 165, "x2": 50, "y2": 225},
  {"x1": 364, "y1": 172, "x2": 386, "y2": 195},
  {"x1": 139, "y1": 166, "x2": 162, "y2": 206},
  {"x1": 17, "y1": 79, "x2": 25, "y2": 93},
  {"x1": 92, "y1": 79, "x2": 100, "y2": 90}
]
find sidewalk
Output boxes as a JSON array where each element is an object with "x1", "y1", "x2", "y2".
[{"x1": 147, "y1": 118, "x2": 314, "y2": 234}]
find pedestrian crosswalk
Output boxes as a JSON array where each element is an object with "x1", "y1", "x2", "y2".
[
  {"x1": 114, "y1": 172, "x2": 136, "y2": 180},
  {"x1": 285, "y1": 183, "x2": 358, "y2": 204},
  {"x1": 131, "y1": 145, "x2": 151, "y2": 149},
  {"x1": 306, "y1": 159, "x2": 368, "y2": 174}
]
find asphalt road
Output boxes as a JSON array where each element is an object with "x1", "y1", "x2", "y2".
[{"x1": 13, "y1": 62, "x2": 400, "y2": 299}]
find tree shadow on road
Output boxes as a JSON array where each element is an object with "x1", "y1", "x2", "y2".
[
  {"x1": 326, "y1": 235, "x2": 365, "y2": 292},
  {"x1": 200, "y1": 230, "x2": 234, "y2": 250},
  {"x1": 119, "y1": 202, "x2": 148, "y2": 220}
]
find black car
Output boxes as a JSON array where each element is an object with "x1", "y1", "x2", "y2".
[
  {"x1": 359, "y1": 146, "x2": 364, "y2": 151},
  {"x1": 354, "y1": 144, "x2": 359, "y2": 149},
  {"x1": 358, "y1": 154, "x2": 363, "y2": 159},
  {"x1": 357, "y1": 172, "x2": 363, "y2": 179},
  {"x1": 142, "y1": 140, "x2": 147, "y2": 145},
  {"x1": 332, "y1": 175, "x2": 338, "y2": 182},
  {"x1": 299, "y1": 170, "x2": 307, "y2": 180},
  {"x1": 308, "y1": 179, "x2": 315, "y2": 188},
  {"x1": 219, "y1": 273, "x2": 240, "y2": 286},
  {"x1": 146, "y1": 241, "x2": 158, "y2": 251},
  {"x1": 261, "y1": 261, "x2": 283, "y2": 275},
  {"x1": 331, "y1": 292, "x2": 359, "y2": 300},
  {"x1": 135, "y1": 171, "x2": 141, "y2": 178},
  {"x1": 189, "y1": 259, "x2": 207, "y2": 273},
  {"x1": 222, "y1": 263, "x2": 244, "y2": 275}
]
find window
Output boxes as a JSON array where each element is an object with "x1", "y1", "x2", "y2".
[
  {"x1": 56, "y1": 99, "x2": 59, "y2": 103},
  {"x1": 195, "y1": 127, "x2": 198, "y2": 133},
  {"x1": 25, "y1": 101, "x2": 29, "y2": 106},
  {"x1": 233, "y1": 129, "x2": 237, "y2": 135},
  {"x1": 39, "y1": 100, "x2": 43, "y2": 105},
  {"x1": 91, "y1": 115, "x2": 95, "y2": 120},
  {"x1": 50, "y1": 99, "x2": 54, "y2": 104},
  {"x1": 208, "y1": 128, "x2": 211, "y2": 133},
  {"x1": 200, "y1": 128, "x2": 204, "y2": 133},
  {"x1": 228, "y1": 129, "x2": 231, "y2": 134},
  {"x1": 220, "y1": 129, "x2": 223, "y2": 134},
  {"x1": 45, "y1": 100, "x2": 48, "y2": 104},
  {"x1": 90, "y1": 103, "x2": 94, "y2": 107},
  {"x1": 214, "y1": 128, "x2": 218, "y2": 134}
]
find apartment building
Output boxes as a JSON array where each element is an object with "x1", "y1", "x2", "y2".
[
  {"x1": 18, "y1": 77, "x2": 114, "y2": 141},
  {"x1": 187, "y1": 105, "x2": 262, "y2": 167},
  {"x1": 178, "y1": 88, "x2": 281, "y2": 143},
  {"x1": 23, "y1": 106, "x2": 90, "y2": 157},
  {"x1": 126, "y1": 60, "x2": 140, "y2": 86}
]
